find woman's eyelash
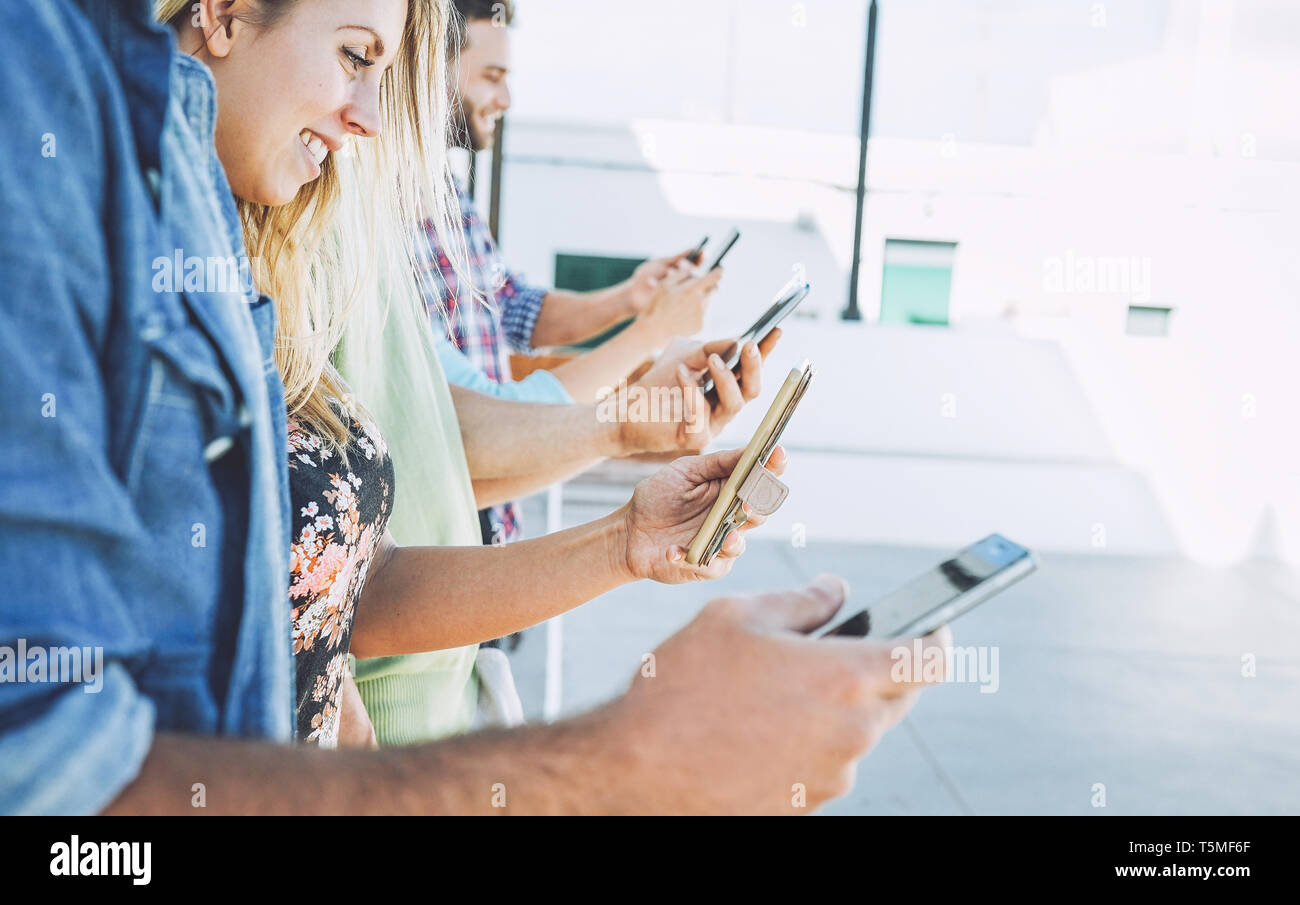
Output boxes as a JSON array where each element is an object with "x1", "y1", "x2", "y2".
[{"x1": 343, "y1": 47, "x2": 374, "y2": 69}]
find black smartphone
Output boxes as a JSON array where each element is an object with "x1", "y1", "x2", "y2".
[
  {"x1": 700, "y1": 278, "x2": 810, "y2": 396},
  {"x1": 700, "y1": 228, "x2": 740, "y2": 272},
  {"x1": 686, "y1": 235, "x2": 709, "y2": 265},
  {"x1": 813, "y1": 534, "x2": 1037, "y2": 639}
]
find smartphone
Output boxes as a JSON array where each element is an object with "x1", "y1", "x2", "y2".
[
  {"x1": 686, "y1": 235, "x2": 709, "y2": 265},
  {"x1": 687, "y1": 362, "x2": 814, "y2": 566},
  {"x1": 813, "y1": 534, "x2": 1037, "y2": 639},
  {"x1": 700, "y1": 228, "x2": 740, "y2": 272},
  {"x1": 700, "y1": 278, "x2": 811, "y2": 396}
]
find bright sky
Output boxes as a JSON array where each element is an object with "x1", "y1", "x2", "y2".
[{"x1": 510, "y1": 0, "x2": 1300, "y2": 159}]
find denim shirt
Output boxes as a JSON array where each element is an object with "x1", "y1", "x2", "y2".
[{"x1": 0, "y1": 0, "x2": 292, "y2": 814}]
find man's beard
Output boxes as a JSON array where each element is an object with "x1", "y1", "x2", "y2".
[{"x1": 452, "y1": 96, "x2": 493, "y2": 152}]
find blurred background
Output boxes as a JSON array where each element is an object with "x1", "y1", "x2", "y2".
[{"x1": 465, "y1": 0, "x2": 1299, "y2": 814}]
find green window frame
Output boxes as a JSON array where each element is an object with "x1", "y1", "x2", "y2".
[
  {"x1": 552, "y1": 253, "x2": 646, "y2": 350},
  {"x1": 879, "y1": 239, "x2": 957, "y2": 326}
]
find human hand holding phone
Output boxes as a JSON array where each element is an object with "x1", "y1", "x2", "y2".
[
  {"x1": 615, "y1": 330, "x2": 779, "y2": 458},
  {"x1": 700, "y1": 279, "x2": 808, "y2": 396},
  {"x1": 609, "y1": 575, "x2": 951, "y2": 813},
  {"x1": 619, "y1": 444, "x2": 788, "y2": 583},
  {"x1": 623, "y1": 249, "x2": 703, "y2": 316},
  {"x1": 636, "y1": 267, "x2": 722, "y2": 346}
]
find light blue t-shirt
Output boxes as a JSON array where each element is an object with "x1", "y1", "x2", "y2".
[{"x1": 435, "y1": 335, "x2": 572, "y2": 404}]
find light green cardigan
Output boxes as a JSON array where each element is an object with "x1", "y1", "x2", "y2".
[{"x1": 336, "y1": 293, "x2": 483, "y2": 745}]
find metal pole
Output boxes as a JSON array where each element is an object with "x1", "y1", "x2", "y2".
[
  {"x1": 488, "y1": 116, "x2": 506, "y2": 244},
  {"x1": 542, "y1": 484, "x2": 564, "y2": 721},
  {"x1": 466, "y1": 145, "x2": 477, "y2": 200},
  {"x1": 843, "y1": 0, "x2": 878, "y2": 321}
]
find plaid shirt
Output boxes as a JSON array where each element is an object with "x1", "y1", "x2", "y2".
[{"x1": 416, "y1": 176, "x2": 548, "y2": 544}]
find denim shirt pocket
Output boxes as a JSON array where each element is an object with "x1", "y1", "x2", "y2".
[{"x1": 125, "y1": 322, "x2": 248, "y2": 494}]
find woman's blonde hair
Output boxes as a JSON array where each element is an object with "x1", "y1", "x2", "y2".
[{"x1": 157, "y1": 0, "x2": 470, "y2": 453}]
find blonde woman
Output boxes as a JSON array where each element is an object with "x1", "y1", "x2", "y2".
[{"x1": 159, "y1": 0, "x2": 780, "y2": 747}]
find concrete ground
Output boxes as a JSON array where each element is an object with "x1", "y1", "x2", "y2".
[{"x1": 508, "y1": 495, "x2": 1300, "y2": 815}]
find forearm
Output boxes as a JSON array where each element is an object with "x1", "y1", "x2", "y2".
[
  {"x1": 102, "y1": 733, "x2": 424, "y2": 815},
  {"x1": 550, "y1": 317, "x2": 661, "y2": 403},
  {"x1": 473, "y1": 465, "x2": 590, "y2": 509},
  {"x1": 530, "y1": 286, "x2": 632, "y2": 348},
  {"x1": 451, "y1": 384, "x2": 621, "y2": 484},
  {"x1": 352, "y1": 510, "x2": 633, "y2": 655},
  {"x1": 103, "y1": 714, "x2": 647, "y2": 815}
]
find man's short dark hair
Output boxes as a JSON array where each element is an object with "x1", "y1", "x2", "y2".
[{"x1": 450, "y1": 0, "x2": 516, "y2": 52}]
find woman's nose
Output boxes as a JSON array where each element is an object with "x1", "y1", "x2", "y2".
[{"x1": 343, "y1": 85, "x2": 383, "y2": 139}]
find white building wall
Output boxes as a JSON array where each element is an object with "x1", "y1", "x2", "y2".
[{"x1": 478, "y1": 0, "x2": 1300, "y2": 564}]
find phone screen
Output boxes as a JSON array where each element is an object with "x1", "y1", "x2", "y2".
[{"x1": 815, "y1": 534, "x2": 1035, "y2": 639}]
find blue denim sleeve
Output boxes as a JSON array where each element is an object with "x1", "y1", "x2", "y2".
[
  {"x1": 498, "y1": 277, "x2": 550, "y2": 355},
  {"x1": 435, "y1": 336, "x2": 573, "y2": 404},
  {"x1": 0, "y1": 4, "x2": 157, "y2": 815}
]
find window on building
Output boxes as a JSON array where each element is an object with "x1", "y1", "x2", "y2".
[
  {"x1": 553, "y1": 253, "x2": 646, "y2": 349},
  {"x1": 555, "y1": 253, "x2": 644, "y2": 293},
  {"x1": 1125, "y1": 305, "x2": 1173, "y2": 337},
  {"x1": 879, "y1": 240, "x2": 957, "y2": 326}
]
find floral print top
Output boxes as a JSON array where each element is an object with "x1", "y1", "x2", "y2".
[{"x1": 287, "y1": 407, "x2": 394, "y2": 748}]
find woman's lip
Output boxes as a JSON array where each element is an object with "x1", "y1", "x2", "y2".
[{"x1": 299, "y1": 135, "x2": 322, "y2": 179}]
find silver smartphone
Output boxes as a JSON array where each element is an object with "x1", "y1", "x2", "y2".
[
  {"x1": 700, "y1": 228, "x2": 740, "y2": 272},
  {"x1": 813, "y1": 534, "x2": 1037, "y2": 639},
  {"x1": 701, "y1": 278, "x2": 811, "y2": 396}
]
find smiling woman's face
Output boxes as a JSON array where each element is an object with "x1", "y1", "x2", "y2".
[{"x1": 186, "y1": 0, "x2": 408, "y2": 206}]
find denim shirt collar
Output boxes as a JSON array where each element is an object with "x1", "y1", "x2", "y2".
[
  {"x1": 171, "y1": 55, "x2": 219, "y2": 174},
  {"x1": 74, "y1": 0, "x2": 173, "y2": 175},
  {"x1": 170, "y1": 53, "x2": 253, "y2": 300},
  {"x1": 151, "y1": 13, "x2": 295, "y2": 737}
]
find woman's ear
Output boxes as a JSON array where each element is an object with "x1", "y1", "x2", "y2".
[{"x1": 193, "y1": 0, "x2": 248, "y2": 59}]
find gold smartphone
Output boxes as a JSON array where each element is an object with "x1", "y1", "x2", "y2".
[{"x1": 686, "y1": 361, "x2": 814, "y2": 567}]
